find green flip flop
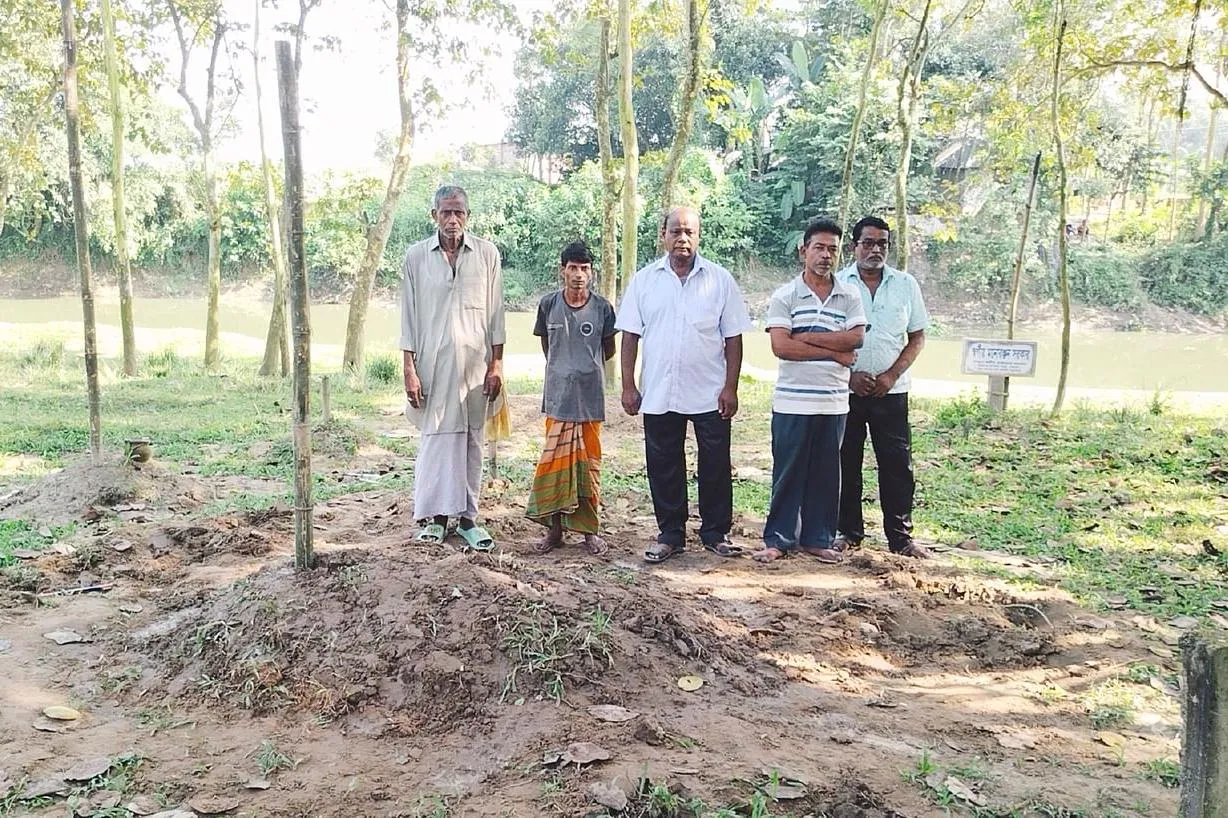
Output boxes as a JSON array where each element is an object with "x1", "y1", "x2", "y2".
[
  {"x1": 415, "y1": 522, "x2": 446, "y2": 544},
  {"x1": 457, "y1": 525, "x2": 495, "y2": 552}
]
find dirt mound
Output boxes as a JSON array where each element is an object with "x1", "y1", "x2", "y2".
[
  {"x1": 113, "y1": 543, "x2": 779, "y2": 732},
  {"x1": 0, "y1": 453, "x2": 208, "y2": 526}
]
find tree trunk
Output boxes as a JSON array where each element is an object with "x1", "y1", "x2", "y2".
[
  {"x1": 838, "y1": 0, "x2": 888, "y2": 238},
  {"x1": 596, "y1": 14, "x2": 618, "y2": 304},
  {"x1": 0, "y1": 171, "x2": 9, "y2": 238},
  {"x1": 101, "y1": 0, "x2": 138, "y2": 377},
  {"x1": 659, "y1": 0, "x2": 706, "y2": 214},
  {"x1": 1179, "y1": 633, "x2": 1228, "y2": 818},
  {"x1": 1104, "y1": 190, "x2": 1114, "y2": 241},
  {"x1": 275, "y1": 39, "x2": 314, "y2": 571},
  {"x1": 1050, "y1": 2, "x2": 1071, "y2": 416},
  {"x1": 1007, "y1": 152, "x2": 1041, "y2": 341},
  {"x1": 1198, "y1": 33, "x2": 1225, "y2": 239},
  {"x1": 342, "y1": 0, "x2": 415, "y2": 373},
  {"x1": 1167, "y1": 0, "x2": 1202, "y2": 242},
  {"x1": 203, "y1": 142, "x2": 221, "y2": 370},
  {"x1": 1141, "y1": 96, "x2": 1156, "y2": 212},
  {"x1": 892, "y1": 0, "x2": 934, "y2": 272},
  {"x1": 254, "y1": 0, "x2": 290, "y2": 376},
  {"x1": 617, "y1": 0, "x2": 639, "y2": 297},
  {"x1": 61, "y1": 0, "x2": 102, "y2": 461}
]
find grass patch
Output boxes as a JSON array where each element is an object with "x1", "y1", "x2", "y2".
[
  {"x1": 493, "y1": 601, "x2": 613, "y2": 702},
  {"x1": 0, "y1": 520, "x2": 74, "y2": 567}
]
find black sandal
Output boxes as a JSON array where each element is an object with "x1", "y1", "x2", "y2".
[
  {"x1": 644, "y1": 541, "x2": 685, "y2": 563},
  {"x1": 702, "y1": 536, "x2": 744, "y2": 558}
]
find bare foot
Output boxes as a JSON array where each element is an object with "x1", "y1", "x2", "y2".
[
  {"x1": 584, "y1": 534, "x2": 607, "y2": 555},
  {"x1": 799, "y1": 546, "x2": 842, "y2": 564},
  {"x1": 752, "y1": 546, "x2": 788, "y2": 563},
  {"x1": 534, "y1": 531, "x2": 564, "y2": 554}
]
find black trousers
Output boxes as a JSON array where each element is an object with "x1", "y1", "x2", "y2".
[
  {"x1": 837, "y1": 392, "x2": 915, "y2": 549},
  {"x1": 642, "y1": 411, "x2": 732, "y2": 547}
]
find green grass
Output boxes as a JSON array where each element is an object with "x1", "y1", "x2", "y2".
[
  {"x1": 1, "y1": 342, "x2": 1226, "y2": 623},
  {"x1": 0, "y1": 520, "x2": 74, "y2": 566}
]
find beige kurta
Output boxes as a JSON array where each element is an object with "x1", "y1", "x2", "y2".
[{"x1": 400, "y1": 232, "x2": 506, "y2": 435}]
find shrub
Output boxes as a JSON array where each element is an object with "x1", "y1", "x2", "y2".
[
  {"x1": 1137, "y1": 234, "x2": 1228, "y2": 316},
  {"x1": 366, "y1": 354, "x2": 399, "y2": 385},
  {"x1": 1067, "y1": 246, "x2": 1140, "y2": 309}
]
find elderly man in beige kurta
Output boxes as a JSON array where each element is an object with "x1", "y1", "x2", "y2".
[{"x1": 401, "y1": 185, "x2": 506, "y2": 550}]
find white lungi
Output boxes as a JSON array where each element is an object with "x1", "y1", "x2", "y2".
[{"x1": 414, "y1": 428, "x2": 483, "y2": 520}]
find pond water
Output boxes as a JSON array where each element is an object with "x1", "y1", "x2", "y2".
[{"x1": 2, "y1": 295, "x2": 1226, "y2": 394}]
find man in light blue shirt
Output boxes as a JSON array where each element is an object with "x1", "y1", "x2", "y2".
[{"x1": 835, "y1": 216, "x2": 930, "y2": 559}]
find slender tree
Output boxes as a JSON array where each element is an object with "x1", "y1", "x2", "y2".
[
  {"x1": 596, "y1": 12, "x2": 618, "y2": 303},
  {"x1": 275, "y1": 39, "x2": 314, "y2": 570},
  {"x1": 659, "y1": 0, "x2": 708, "y2": 213},
  {"x1": 1050, "y1": 0, "x2": 1071, "y2": 415},
  {"x1": 168, "y1": 0, "x2": 227, "y2": 371},
  {"x1": 341, "y1": 0, "x2": 415, "y2": 373},
  {"x1": 838, "y1": 0, "x2": 888, "y2": 238},
  {"x1": 254, "y1": 0, "x2": 290, "y2": 376},
  {"x1": 101, "y1": 0, "x2": 138, "y2": 377},
  {"x1": 617, "y1": 0, "x2": 639, "y2": 296},
  {"x1": 61, "y1": 0, "x2": 102, "y2": 461},
  {"x1": 1166, "y1": 0, "x2": 1202, "y2": 242}
]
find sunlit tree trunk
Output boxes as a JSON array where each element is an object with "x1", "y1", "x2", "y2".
[
  {"x1": 597, "y1": 14, "x2": 618, "y2": 304},
  {"x1": 101, "y1": 0, "x2": 138, "y2": 377},
  {"x1": 617, "y1": 0, "x2": 639, "y2": 296},
  {"x1": 839, "y1": 0, "x2": 887, "y2": 238},
  {"x1": 659, "y1": 0, "x2": 706, "y2": 213},
  {"x1": 1050, "y1": 0, "x2": 1071, "y2": 416},
  {"x1": 169, "y1": 2, "x2": 225, "y2": 371},
  {"x1": 342, "y1": 0, "x2": 415, "y2": 373},
  {"x1": 1167, "y1": 0, "x2": 1202, "y2": 242},
  {"x1": 254, "y1": 0, "x2": 290, "y2": 376},
  {"x1": 892, "y1": 0, "x2": 933, "y2": 272},
  {"x1": 61, "y1": 0, "x2": 102, "y2": 460},
  {"x1": 1198, "y1": 32, "x2": 1225, "y2": 239}
]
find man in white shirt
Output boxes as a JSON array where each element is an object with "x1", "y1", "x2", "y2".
[
  {"x1": 400, "y1": 185, "x2": 506, "y2": 551},
  {"x1": 616, "y1": 207, "x2": 753, "y2": 563},
  {"x1": 835, "y1": 216, "x2": 930, "y2": 559},
  {"x1": 753, "y1": 218, "x2": 866, "y2": 565}
]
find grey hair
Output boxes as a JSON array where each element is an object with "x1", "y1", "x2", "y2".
[{"x1": 433, "y1": 185, "x2": 469, "y2": 210}]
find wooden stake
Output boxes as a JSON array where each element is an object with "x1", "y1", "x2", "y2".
[
  {"x1": 61, "y1": 0, "x2": 102, "y2": 463},
  {"x1": 275, "y1": 40, "x2": 313, "y2": 571},
  {"x1": 321, "y1": 376, "x2": 331, "y2": 423},
  {"x1": 1181, "y1": 633, "x2": 1228, "y2": 817}
]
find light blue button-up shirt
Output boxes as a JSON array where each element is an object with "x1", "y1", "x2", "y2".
[{"x1": 838, "y1": 263, "x2": 929, "y2": 394}]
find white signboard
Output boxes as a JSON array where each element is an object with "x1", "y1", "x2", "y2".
[{"x1": 961, "y1": 339, "x2": 1038, "y2": 377}]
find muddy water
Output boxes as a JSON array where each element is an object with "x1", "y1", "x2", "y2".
[{"x1": 2, "y1": 295, "x2": 1226, "y2": 392}]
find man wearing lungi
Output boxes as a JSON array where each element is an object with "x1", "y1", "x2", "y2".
[
  {"x1": 526, "y1": 241, "x2": 617, "y2": 554},
  {"x1": 401, "y1": 185, "x2": 506, "y2": 550}
]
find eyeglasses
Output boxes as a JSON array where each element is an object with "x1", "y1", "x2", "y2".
[{"x1": 856, "y1": 239, "x2": 889, "y2": 250}]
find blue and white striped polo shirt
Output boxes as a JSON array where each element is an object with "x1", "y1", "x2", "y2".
[{"x1": 765, "y1": 274, "x2": 867, "y2": 415}]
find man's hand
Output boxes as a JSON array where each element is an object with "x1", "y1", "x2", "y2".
[
  {"x1": 832, "y1": 350, "x2": 857, "y2": 368},
  {"x1": 849, "y1": 371, "x2": 876, "y2": 397},
  {"x1": 483, "y1": 362, "x2": 503, "y2": 401},
  {"x1": 717, "y1": 385, "x2": 739, "y2": 420},
  {"x1": 621, "y1": 385, "x2": 642, "y2": 416},
  {"x1": 404, "y1": 364, "x2": 424, "y2": 409},
  {"x1": 870, "y1": 370, "x2": 899, "y2": 397}
]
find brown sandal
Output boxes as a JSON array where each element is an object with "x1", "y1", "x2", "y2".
[
  {"x1": 584, "y1": 535, "x2": 608, "y2": 555},
  {"x1": 800, "y1": 546, "x2": 843, "y2": 564},
  {"x1": 534, "y1": 533, "x2": 564, "y2": 554},
  {"x1": 890, "y1": 542, "x2": 932, "y2": 559},
  {"x1": 752, "y1": 546, "x2": 788, "y2": 563}
]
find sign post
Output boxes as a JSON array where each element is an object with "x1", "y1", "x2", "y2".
[{"x1": 961, "y1": 339, "x2": 1038, "y2": 411}]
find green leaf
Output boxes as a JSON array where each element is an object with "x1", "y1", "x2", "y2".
[
  {"x1": 780, "y1": 191, "x2": 794, "y2": 221},
  {"x1": 791, "y1": 41, "x2": 809, "y2": 83},
  {"x1": 791, "y1": 180, "x2": 805, "y2": 206},
  {"x1": 749, "y1": 77, "x2": 766, "y2": 112}
]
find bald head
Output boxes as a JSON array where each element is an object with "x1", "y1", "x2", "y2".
[{"x1": 661, "y1": 207, "x2": 701, "y2": 274}]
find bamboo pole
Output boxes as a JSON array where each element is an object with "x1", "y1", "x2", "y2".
[
  {"x1": 1180, "y1": 632, "x2": 1228, "y2": 817},
  {"x1": 61, "y1": 0, "x2": 102, "y2": 463},
  {"x1": 275, "y1": 40, "x2": 314, "y2": 570}
]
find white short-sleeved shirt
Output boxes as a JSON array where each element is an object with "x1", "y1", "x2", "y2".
[
  {"x1": 838, "y1": 264, "x2": 929, "y2": 394},
  {"x1": 765, "y1": 274, "x2": 867, "y2": 415},
  {"x1": 615, "y1": 254, "x2": 753, "y2": 416}
]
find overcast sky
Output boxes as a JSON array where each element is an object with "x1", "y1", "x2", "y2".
[{"x1": 168, "y1": 0, "x2": 546, "y2": 174}]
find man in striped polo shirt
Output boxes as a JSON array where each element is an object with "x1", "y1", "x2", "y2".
[{"x1": 753, "y1": 218, "x2": 866, "y2": 564}]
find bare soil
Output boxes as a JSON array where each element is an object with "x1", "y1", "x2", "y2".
[{"x1": 0, "y1": 402, "x2": 1184, "y2": 817}]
